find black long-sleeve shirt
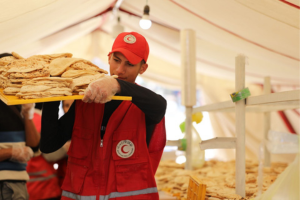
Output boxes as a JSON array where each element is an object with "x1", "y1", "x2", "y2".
[{"x1": 40, "y1": 79, "x2": 167, "y2": 153}]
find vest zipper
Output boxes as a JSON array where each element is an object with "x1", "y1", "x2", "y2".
[{"x1": 100, "y1": 139, "x2": 103, "y2": 147}]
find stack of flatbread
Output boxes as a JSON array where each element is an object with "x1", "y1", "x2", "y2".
[
  {"x1": 16, "y1": 77, "x2": 73, "y2": 99},
  {"x1": 3, "y1": 59, "x2": 50, "y2": 95},
  {"x1": 27, "y1": 53, "x2": 72, "y2": 64},
  {"x1": 49, "y1": 57, "x2": 108, "y2": 94},
  {"x1": 0, "y1": 52, "x2": 23, "y2": 89},
  {"x1": 1, "y1": 52, "x2": 74, "y2": 95}
]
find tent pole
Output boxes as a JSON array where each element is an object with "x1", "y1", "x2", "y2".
[
  {"x1": 180, "y1": 29, "x2": 196, "y2": 170},
  {"x1": 263, "y1": 77, "x2": 271, "y2": 166},
  {"x1": 235, "y1": 55, "x2": 246, "y2": 197}
]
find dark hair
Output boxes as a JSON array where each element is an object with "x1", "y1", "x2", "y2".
[{"x1": 0, "y1": 53, "x2": 13, "y2": 59}]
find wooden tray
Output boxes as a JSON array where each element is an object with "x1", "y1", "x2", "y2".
[{"x1": 0, "y1": 89, "x2": 132, "y2": 105}]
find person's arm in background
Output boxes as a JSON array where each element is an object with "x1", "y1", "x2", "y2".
[
  {"x1": 0, "y1": 149, "x2": 13, "y2": 162},
  {"x1": 40, "y1": 101, "x2": 75, "y2": 153},
  {"x1": 0, "y1": 103, "x2": 38, "y2": 163},
  {"x1": 22, "y1": 104, "x2": 40, "y2": 147},
  {"x1": 42, "y1": 141, "x2": 71, "y2": 162}
]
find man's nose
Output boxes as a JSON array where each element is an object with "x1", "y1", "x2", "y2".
[{"x1": 116, "y1": 63, "x2": 125, "y2": 74}]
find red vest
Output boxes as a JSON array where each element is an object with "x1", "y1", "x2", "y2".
[
  {"x1": 26, "y1": 155, "x2": 62, "y2": 200},
  {"x1": 61, "y1": 100, "x2": 166, "y2": 200}
]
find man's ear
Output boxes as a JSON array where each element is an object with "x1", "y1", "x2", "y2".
[
  {"x1": 108, "y1": 54, "x2": 112, "y2": 64},
  {"x1": 139, "y1": 63, "x2": 148, "y2": 75}
]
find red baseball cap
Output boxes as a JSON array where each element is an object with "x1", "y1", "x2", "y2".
[{"x1": 108, "y1": 32, "x2": 149, "y2": 65}]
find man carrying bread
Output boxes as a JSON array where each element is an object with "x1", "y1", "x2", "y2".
[{"x1": 40, "y1": 32, "x2": 167, "y2": 200}]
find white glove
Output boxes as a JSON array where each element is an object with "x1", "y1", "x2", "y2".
[
  {"x1": 21, "y1": 103, "x2": 35, "y2": 120},
  {"x1": 80, "y1": 76, "x2": 120, "y2": 104},
  {"x1": 10, "y1": 146, "x2": 34, "y2": 163}
]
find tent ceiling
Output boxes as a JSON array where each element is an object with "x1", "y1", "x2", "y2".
[{"x1": 0, "y1": 0, "x2": 299, "y2": 87}]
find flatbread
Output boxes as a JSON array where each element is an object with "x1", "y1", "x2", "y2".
[
  {"x1": 7, "y1": 83, "x2": 22, "y2": 88},
  {"x1": 61, "y1": 70, "x2": 98, "y2": 78},
  {"x1": 25, "y1": 77, "x2": 73, "y2": 84},
  {"x1": 28, "y1": 53, "x2": 73, "y2": 61},
  {"x1": 7, "y1": 60, "x2": 45, "y2": 73},
  {"x1": 0, "y1": 56, "x2": 17, "y2": 65},
  {"x1": 8, "y1": 68, "x2": 50, "y2": 79},
  {"x1": 11, "y1": 52, "x2": 24, "y2": 59},
  {"x1": 20, "y1": 85, "x2": 52, "y2": 93},
  {"x1": 0, "y1": 75, "x2": 8, "y2": 88},
  {"x1": 9, "y1": 78, "x2": 29, "y2": 83},
  {"x1": 3, "y1": 87, "x2": 21, "y2": 95},
  {"x1": 70, "y1": 74, "x2": 105, "y2": 89},
  {"x1": 69, "y1": 61, "x2": 108, "y2": 74},
  {"x1": 49, "y1": 58, "x2": 82, "y2": 76}
]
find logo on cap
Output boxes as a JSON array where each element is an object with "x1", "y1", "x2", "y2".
[
  {"x1": 123, "y1": 34, "x2": 136, "y2": 44},
  {"x1": 116, "y1": 140, "x2": 135, "y2": 158}
]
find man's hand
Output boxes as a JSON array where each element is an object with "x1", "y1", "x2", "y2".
[
  {"x1": 21, "y1": 103, "x2": 35, "y2": 120},
  {"x1": 80, "y1": 76, "x2": 120, "y2": 104},
  {"x1": 10, "y1": 146, "x2": 34, "y2": 163}
]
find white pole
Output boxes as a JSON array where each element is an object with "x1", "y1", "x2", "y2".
[
  {"x1": 180, "y1": 29, "x2": 196, "y2": 170},
  {"x1": 235, "y1": 55, "x2": 246, "y2": 197},
  {"x1": 263, "y1": 77, "x2": 271, "y2": 166}
]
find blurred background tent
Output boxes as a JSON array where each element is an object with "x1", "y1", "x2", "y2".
[{"x1": 0, "y1": 0, "x2": 299, "y2": 163}]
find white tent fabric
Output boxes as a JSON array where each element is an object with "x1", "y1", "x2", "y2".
[{"x1": 0, "y1": 0, "x2": 299, "y2": 162}]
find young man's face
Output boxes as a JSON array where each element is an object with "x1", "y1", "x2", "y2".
[{"x1": 109, "y1": 52, "x2": 148, "y2": 83}]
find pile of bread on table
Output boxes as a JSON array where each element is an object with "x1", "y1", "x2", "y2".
[
  {"x1": 0, "y1": 52, "x2": 109, "y2": 99},
  {"x1": 156, "y1": 159, "x2": 287, "y2": 200}
]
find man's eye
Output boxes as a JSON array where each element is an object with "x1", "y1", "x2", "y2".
[
  {"x1": 128, "y1": 63, "x2": 134, "y2": 66},
  {"x1": 114, "y1": 59, "x2": 119, "y2": 62}
]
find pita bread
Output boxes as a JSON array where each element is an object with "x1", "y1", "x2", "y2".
[
  {"x1": 11, "y1": 52, "x2": 24, "y2": 59},
  {"x1": 8, "y1": 68, "x2": 50, "y2": 79},
  {"x1": 70, "y1": 61, "x2": 108, "y2": 74},
  {"x1": 0, "y1": 56, "x2": 17, "y2": 65},
  {"x1": 71, "y1": 74, "x2": 105, "y2": 89},
  {"x1": 49, "y1": 58, "x2": 82, "y2": 76},
  {"x1": 9, "y1": 78, "x2": 29, "y2": 83},
  {"x1": 24, "y1": 81, "x2": 70, "y2": 88},
  {"x1": 7, "y1": 83, "x2": 22, "y2": 88},
  {"x1": 25, "y1": 77, "x2": 73, "y2": 84},
  {"x1": 74, "y1": 88, "x2": 86, "y2": 93},
  {"x1": 7, "y1": 60, "x2": 45, "y2": 73},
  {"x1": 17, "y1": 88, "x2": 73, "y2": 99},
  {"x1": 3, "y1": 87, "x2": 21, "y2": 94},
  {"x1": 61, "y1": 70, "x2": 98, "y2": 78},
  {"x1": 28, "y1": 53, "x2": 72, "y2": 61},
  {"x1": 16, "y1": 92, "x2": 62, "y2": 99},
  {"x1": 0, "y1": 66, "x2": 8, "y2": 72},
  {"x1": 20, "y1": 85, "x2": 52, "y2": 93},
  {"x1": 0, "y1": 75, "x2": 8, "y2": 88}
]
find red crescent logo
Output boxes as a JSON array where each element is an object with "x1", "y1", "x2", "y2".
[
  {"x1": 123, "y1": 35, "x2": 136, "y2": 44},
  {"x1": 121, "y1": 145, "x2": 129, "y2": 153}
]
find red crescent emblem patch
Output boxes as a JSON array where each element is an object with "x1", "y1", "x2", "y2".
[
  {"x1": 116, "y1": 140, "x2": 135, "y2": 158},
  {"x1": 123, "y1": 34, "x2": 136, "y2": 44}
]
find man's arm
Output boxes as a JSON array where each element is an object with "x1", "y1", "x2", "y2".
[
  {"x1": 81, "y1": 77, "x2": 166, "y2": 124},
  {"x1": 117, "y1": 79, "x2": 167, "y2": 124},
  {"x1": 40, "y1": 101, "x2": 75, "y2": 153}
]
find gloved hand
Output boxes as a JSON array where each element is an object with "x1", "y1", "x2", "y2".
[
  {"x1": 80, "y1": 75, "x2": 120, "y2": 104},
  {"x1": 21, "y1": 103, "x2": 35, "y2": 120},
  {"x1": 10, "y1": 146, "x2": 34, "y2": 163}
]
